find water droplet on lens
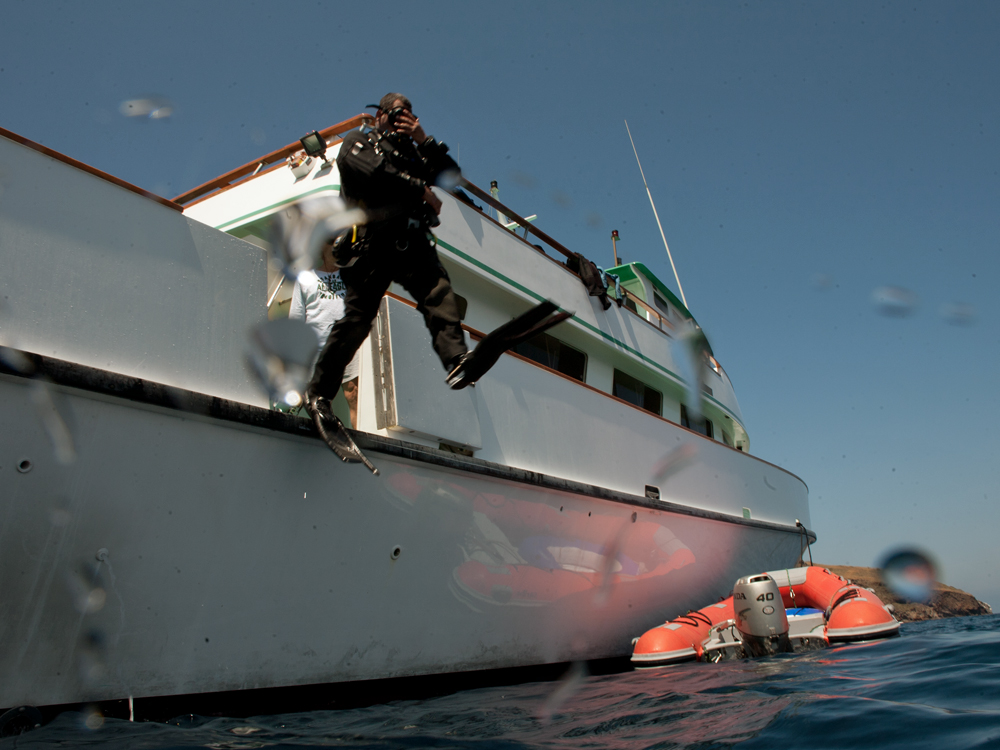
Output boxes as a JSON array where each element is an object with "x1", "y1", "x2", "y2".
[
  {"x1": 585, "y1": 211, "x2": 602, "y2": 229},
  {"x1": 435, "y1": 168, "x2": 461, "y2": 192},
  {"x1": 82, "y1": 707, "x2": 104, "y2": 730},
  {"x1": 879, "y1": 548, "x2": 936, "y2": 603},
  {"x1": 550, "y1": 190, "x2": 572, "y2": 208},
  {"x1": 538, "y1": 661, "x2": 586, "y2": 724},
  {"x1": 941, "y1": 302, "x2": 976, "y2": 326},
  {"x1": 66, "y1": 565, "x2": 107, "y2": 614},
  {"x1": 270, "y1": 197, "x2": 367, "y2": 281},
  {"x1": 811, "y1": 273, "x2": 834, "y2": 290},
  {"x1": 119, "y1": 96, "x2": 174, "y2": 120},
  {"x1": 872, "y1": 286, "x2": 918, "y2": 317},
  {"x1": 592, "y1": 526, "x2": 627, "y2": 608},
  {"x1": 245, "y1": 318, "x2": 319, "y2": 408},
  {"x1": 0, "y1": 346, "x2": 34, "y2": 375},
  {"x1": 48, "y1": 506, "x2": 72, "y2": 527},
  {"x1": 510, "y1": 170, "x2": 537, "y2": 189},
  {"x1": 675, "y1": 320, "x2": 712, "y2": 431},
  {"x1": 650, "y1": 442, "x2": 699, "y2": 482},
  {"x1": 29, "y1": 380, "x2": 76, "y2": 464},
  {"x1": 0, "y1": 303, "x2": 37, "y2": 375}
]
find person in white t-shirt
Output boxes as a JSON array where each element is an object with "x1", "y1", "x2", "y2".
[{"x1": 289, "y1": 243, "x2": 361, "y2": 427}]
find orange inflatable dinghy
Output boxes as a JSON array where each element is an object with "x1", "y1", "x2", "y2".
[{"x1": 631, "y1": 566, "x2": 899, "y2": 667}]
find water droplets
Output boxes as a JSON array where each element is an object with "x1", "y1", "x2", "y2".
[
  {"x1": 67, "y1": 564, "x2": 107, "y2": 614},
  {"x1": 48, "y1": 504, "x2": 73, "y2": 528},
  {"x1": 871, "y1": 286, "x2": 919, "y2": 318},
  {"x1": 537, "y1": 661, "x2": 587, "y2": 724},
  {"x1": 510, "y1": 170, "x2": 537, "y2": 189},
  {"x1": 3, "y1": 303, "x2": 78, "y2": 463},
  {"x1": 811, "y1": 273, "x2": 835, "y2": 290},
  {"x1": 435, "y1": 168, "x2": 461, "y2": 192},
  {"x1": 650, "y1": 442, "x2": 699, "y2": 483},
  {"x1": 592, "y1": 526, "x2": 627, "y2": 609},
  {"x1": 82, "y1": 706, "x2": 105, "y2": 730},
  {"x1": 119, "y1": 96, "x2": 174, "y2": 120},
  {"x1": 29, "y1": 380, "x2": 76, "y2": 464},
  {"x1": 67, "y1": 557, "x2": 112, "y2": 688},
  {"x1": 675, "y1": 319, "x2": 712, "y2": 433},
  {"x1": 550, "y1": 190, "x2": 572, "y2": 209},
  {"x1": 270, "y1": 196, "x2": 366, "y2": 281},
  {"x1": 245, "y1": 318, "x2": 319, "y2": 408},
  {"x1": 879, "y1": 548, "x2": 936, "y2": 604},
  {"x1": 941, "y1": 302, "x2": 976, "y2": 326},
  {"x1": 0, "y1": 345, "x2": 34, "y2": 375}
]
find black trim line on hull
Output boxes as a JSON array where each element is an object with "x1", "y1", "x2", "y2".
[
  {"x1": 1, "y1": 657, "x2": 632, "y2": 726},
  {"x1": 0, "y1": 349, "x2": 816, "y2": 543}
]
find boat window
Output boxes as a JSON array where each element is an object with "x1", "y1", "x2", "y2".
[
  {"x1": 513, "y1": 332, "x2": 587, "y2": 382},
  {"x1": 624, "y1": 297, "x2": 638, "y2": 314},
  {"x1": 612, "y1": 370, "x2": 662, "y2": 415},
  {"x1": 653, "y1": 293, "x2": 671, "y2": 318},
  {"x1": 680, "y1": 404, "x2": 714, "y2": 438}
]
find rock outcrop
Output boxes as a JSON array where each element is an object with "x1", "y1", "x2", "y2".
[{"x1": 822, "y1": 565, "x2": 993, "y2": 622}]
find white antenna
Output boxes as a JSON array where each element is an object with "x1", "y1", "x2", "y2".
[{"x1": 624, "y1": 119, "x2": 688, "y2": 309}]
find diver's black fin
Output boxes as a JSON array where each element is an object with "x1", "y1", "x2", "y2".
[
  {"x1": 305, "y1": 395, "x2": 379, "y2": 475},
  {"x1": 447, "y1": 300, "x2": 573, "y2": 390}
]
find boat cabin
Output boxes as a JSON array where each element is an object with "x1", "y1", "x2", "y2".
[{"x1": 178, "y1": 117, "x2": 751, "y2": 467}]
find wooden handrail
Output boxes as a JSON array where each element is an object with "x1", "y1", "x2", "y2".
[
  {"x1": 459, "y1": 177, "x2": 671, "y2": 332},
  {"x1": 459, "y1": 178, "x2": 575, "y2": 260},
  {"x1": 173, "y1": 113, "x2": 375, "y2": 206},
  {"x1": 624, "y1": 290, "x2": 673, "y2": 332},
  {"x1": 0, "y1": 125, "x2": 183, "y2": 212}
]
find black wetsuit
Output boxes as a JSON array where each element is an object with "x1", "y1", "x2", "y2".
[{"x1": 308, "y1": 127, "x2": 468, "y2": 399}]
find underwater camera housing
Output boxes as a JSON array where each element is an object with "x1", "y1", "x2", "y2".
[
  {"x1": 384, "y1": 106, "x2": 410, "y2": 130},
  {"x1": 733, "y1": 573, "x2": 791, "y2": 657}
]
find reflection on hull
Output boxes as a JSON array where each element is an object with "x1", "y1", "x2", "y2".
[
  {"x1": 1, "y1": 374, "x2": 806, "y2": 710},
  {"x1": 386, "y1": 469, "x2": 700, "y2": 610}
]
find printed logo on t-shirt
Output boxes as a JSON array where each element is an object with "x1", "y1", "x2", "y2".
[{"x1": 316, "y1": 271, "x2": 347, "y2": 300}]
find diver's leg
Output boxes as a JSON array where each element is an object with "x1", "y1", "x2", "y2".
[
  {"x1": 308, "y1": 251, "x2": 391, "y2": 398},
  {"x1": 396, "y1": 235, "x2": 468, "y2": 370}
]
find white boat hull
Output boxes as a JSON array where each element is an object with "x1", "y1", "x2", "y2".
[{"x1": 1, "y1": 368, "x2": 807, "y2": 709}]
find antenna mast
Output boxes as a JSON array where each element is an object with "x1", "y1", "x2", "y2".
[{"x1": 624, "y1": 120, "x2": 688, "y2": 309}]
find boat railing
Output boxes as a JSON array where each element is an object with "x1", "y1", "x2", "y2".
[
  {"x1": 172, "y1": 114, "x2": 376, "y2": 207},
  {"x1": 458, "y1": 179, "x2": 673, "y2": 334}
]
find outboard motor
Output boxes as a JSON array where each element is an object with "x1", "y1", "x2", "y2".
[{"x1": 732, "y1": 573, "x2": 791, "y2": 657}]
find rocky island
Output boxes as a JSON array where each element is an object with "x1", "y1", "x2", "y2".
[{"x1": 823, "y1": 565, "x2": 993, "y2": 622}]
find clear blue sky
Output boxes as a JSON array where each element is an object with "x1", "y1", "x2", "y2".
[{"x1": 3, "y1": 1, "x2": 998, "y2": 605}]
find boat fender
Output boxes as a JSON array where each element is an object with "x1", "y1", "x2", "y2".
[{"x1": 733, "y1": 573, "x2": 791, "y2": 657}]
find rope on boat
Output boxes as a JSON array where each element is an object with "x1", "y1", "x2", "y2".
[
  {"x1": 796, "y1": 520, "x2": 814, "y2": 566},
  {"x1": 673, "y1": 609, "x2": 713, "y2": 629}
]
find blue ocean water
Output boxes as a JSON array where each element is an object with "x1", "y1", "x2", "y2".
[{"x1": 7, "y1": 615, "x2": 1000, "y2": 750}]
